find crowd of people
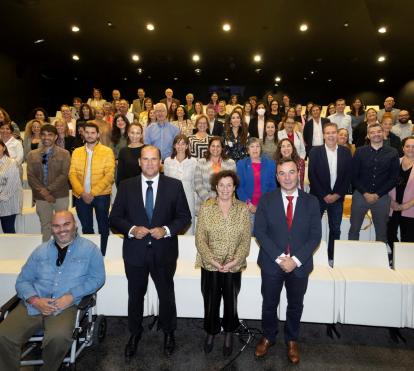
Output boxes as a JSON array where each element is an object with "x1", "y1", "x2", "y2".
[{"x1": 0, "y1": 86, "x2": 413, "y2": 366}]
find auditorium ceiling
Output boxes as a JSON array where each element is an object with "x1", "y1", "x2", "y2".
[{"x1": 1, "y1": 0, "x2": 413, "y2": 88}]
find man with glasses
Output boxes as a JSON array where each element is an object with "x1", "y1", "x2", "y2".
[
  {"x1": 377, "y1": 97, "x2": 400, "y2": 124},
  {"x1": 27, "y1": 124, "x2": 71, "y2": 241}
]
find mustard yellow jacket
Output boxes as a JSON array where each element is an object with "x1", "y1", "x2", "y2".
[{"x1": 69, "y1": 143, "x2": 115, "y2": 197}]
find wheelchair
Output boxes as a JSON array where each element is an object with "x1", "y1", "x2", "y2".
[{"x1": 0, "y1": 293, "x2": 107, "y2": 370}]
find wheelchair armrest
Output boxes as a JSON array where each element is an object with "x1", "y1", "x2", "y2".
[
  {"x1": 0, "y1": 295, "x2": 20, "y2": 321},
  {"x1": 77, "y1": 294, "x2": 96, "y2": 310}
]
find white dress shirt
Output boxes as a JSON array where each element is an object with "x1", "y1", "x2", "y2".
[
  {"x1": 325, "y1": 144, "x2": 338, "y2": 190},
  {"x1": 328, "y1": 113, "x2": 353, "y2": 143},
  {"x1": 312, "y1": 119, "x2": 324, "y2": 146},
  {"x1": 276, "y1": 189, "x2": 302, "y2": 267},
  {"x1": 83, "y1": 146, "x2": 93, "y2": 193},
  {"x1": 257, "y1": 116, "x2": 265, "y2": 139}
]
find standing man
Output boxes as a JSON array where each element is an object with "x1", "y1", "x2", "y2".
[
  {"x1": 377, "y1": 96, "x2": 400, "y2": 124},
  {"x1": 109, "y1": 145, "x2": 191, "y2": 360},
  {"x1": 0, "y1": 210, "x2": 105, "y2": 371},
  {"x1": 391, "y1": 110, "x2": 412, "y2": 140},
  {"x1": 132, "y1": 88, "x2": 146, "y2": 119},
  {"x1": 144, "y1": 103, "x2": 180, "y2": 161},
  {"x1": 159, "y1": 88, "x2": 180, "y2": 111},
  {"x1": 69, "y1": 123, "x2": 115, "y2": 255},
  {"x1": 303, "y1": 104, "x2": 330, "y2": 157},
  {"x1": 118, "y1": 99, "x2": 134, "y2": 123},
  {"x1": 206, "y1": 105, "x2": 224, "y2": 136},
  {"x1": 348, "y1": 123, "x2": 399, "y2": 243},
  {"x1": 308, "y1": 123, "x2": 352, "y2": 263},
  {"x1": 328, "y1": 99, "x2": 353, "y2": 143},
  {"x1": 27, "y1": 124, "x2": 71, "y2": 241},
  {"x1": 254, "y1": 158, "x2": 321, "y2": 364}
]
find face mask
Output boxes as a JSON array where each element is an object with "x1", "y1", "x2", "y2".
[{"x1": 257, "y1": 108, "x2": 266, "y2": 116}]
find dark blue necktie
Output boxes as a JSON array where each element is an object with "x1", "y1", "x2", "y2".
[{"x1": 145, "y1": 180, "x2": 154, "y2": 222}]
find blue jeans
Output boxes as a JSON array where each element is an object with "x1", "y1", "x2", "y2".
[
  {"x1": 75, "y1": 195, "x2": 110, "y2": 255},
  {"x1": 0, "y1": 214, "x2": 17, "y2": 233},
  {"x1": 319, "y1": 199, "x2": 343, "y2": 260}
]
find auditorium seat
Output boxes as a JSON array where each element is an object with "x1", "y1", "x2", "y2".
[{"x1": 334, "y1": 240, "x2": 404, "y2": 327}]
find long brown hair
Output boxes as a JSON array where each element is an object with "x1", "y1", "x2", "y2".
[
  {"x1": 170, "y1": 134, "x2": 191, "y2": 159},
  {"x1": 224, "y1": 111, "x2": 248, "y2": 144},
  {"x1": 275, "y1": 138, "x2": 301, "y2": 164}
]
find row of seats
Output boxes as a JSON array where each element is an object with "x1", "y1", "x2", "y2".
[{"x1": 0, "y1": 235, "x2": 412, "y2": 328}]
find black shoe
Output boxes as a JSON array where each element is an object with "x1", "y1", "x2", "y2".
[
  {"x1": 204, "y1": 334, "x2": 215, "y2": 354},
  {"x1": 164, "y1": 331, "x2": 176, "y2": 356},
  {"x1": 125, "y1": 334, "x2": 141, "y2": 361},
  {"x1": 223, "y1": 332, "x2": 233, "y2": 357}
]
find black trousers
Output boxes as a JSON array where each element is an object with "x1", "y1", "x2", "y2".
[
  {"x1": 124, "y1": 248, "x2": 177, "y2": 336},
  {"x1": 201, "y1": 268, "x2": 241, "y2": 335},
  {"x1": 261, "y1": 269, "x2": 308, "y2": 343},
  {"x1": 387, "y1": 212, "x2": 414, "y2": 251}
]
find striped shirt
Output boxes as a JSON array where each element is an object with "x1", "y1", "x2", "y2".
[{"x1": 0, "y1": 156, "x2": 23, "y2": 217}]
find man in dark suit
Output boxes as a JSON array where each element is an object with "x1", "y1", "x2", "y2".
[
  {"x1": 109, "y1": 145, "x2": 191, "y2": 360},
  {"x1": 159, "y1": 88, "x2": 180, "y2": 111},
  {"x1": 254, "y1": 158, "x2": 321, "y2": 364},
  {"x1": 303, "y1": 104, "x2": 330, "y2": 157},
  {"x1": 308, "y1": 122, "x2": 352, "y2": 263},
  {"x1": 206, "y1": 105, "x2": 224, "y2": 136}
]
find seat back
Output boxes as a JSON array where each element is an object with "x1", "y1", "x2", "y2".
[
  {"x1": 0, "y1": 234, "x2": 42, "y2": 259},
  {"x1": 334, "y1": 240, "x2": 389, "y2": 268},
  {"x1": 393, "y1": 242, "x2": 414, "y2": 269},
  {"x1": 313, "y1": 241, "x2": 329, "y2": 267}
]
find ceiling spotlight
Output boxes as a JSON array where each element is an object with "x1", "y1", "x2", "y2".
[
  {"x1": 253, "y1": 54, "x2": 262, "y2": 62},
  {"x1": 275, "y1": 76, "x2": 281, "y2": 82},
  {"x1": 148, "y1": 75, "x2": 152, "y2": 79},
  {"x1": 132, "y1": 54, "x2": 140, "y2": 62},
  {"x1": 174, "y1": 77, "x2": 178, "y2": 81},
  {"x1": 299, "y1": 23, "x2": 308, "y2": 32},
  {"x1": 327, "y1": 78, "x2": 332, "y2": 82},
  {"x1": 224, "y1": 77, "x2": 229, "y2": 81},
  {"x1": 72, "y1": 54, "x2": 80, "y2": 61},
  {"x1": 379, "y1": 78, "x2": 385, "y2": 83},
  {"x1": 146, "y1": 23, "x2": 155, "y2": 31},
  {"x1": 377, "y1": 55, "x2": 386, "y2": 62},
  {"x1": 310, "y1": 70, "x2": 315, "y2": 75},
  {"x1": 136, "y1": 68, "x2": 144, "y2": 74},
  {"x1": 74, "y1": 77, "x2": 78, "y2": 81},
  {"x1": 303, "y1": 77, "x2": 308, "y2": 80},
  {"x1": 194, "y1": 68, "x2": 202, "y2": 75},
  {"x1": 222, "y1": 23, "x2": 231, "y2": 32},
  {"x1": 107, "y1": 21, "x2": 113, "y2": 27},
  {"x1": 192, "y1": 54, "x2": 200, "y2": 62},
  {"x1": 343, "y1": 22, "x2": 349, "y2": 27},
  {"x1": 274, "y1": 84, "x2": 279, "y2": 87},
  {"x1": 378, "y1": 26, "x2": 387, "y2": 33},
  {"x1": 255, "y1": 68, "x2": 262, "y2": 73},
  {"x1": 71, "y1": 25, "x2": 80, "y2": 32},
  {"x1": 34, "y1": 39, "x2": 45, "y2": 44}
]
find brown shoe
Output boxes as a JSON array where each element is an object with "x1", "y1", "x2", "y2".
[
  {"x1": 287, "y1": 341, "x2": 300, "y2": 364},
  {"x1": 255, "y1": 337, "x2": 274, "y2": 358}
]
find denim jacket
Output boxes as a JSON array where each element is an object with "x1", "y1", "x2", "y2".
[{"x1": 16, "y1": 235, "x2": 105, "y2": 316}]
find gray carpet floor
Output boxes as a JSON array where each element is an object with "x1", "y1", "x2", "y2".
[{"x1": 67, "y1": 316, "x2": 414, "y2": 371}]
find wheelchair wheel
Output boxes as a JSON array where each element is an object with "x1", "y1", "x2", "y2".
[{"x1": 91, "y1": 315, "x2": 107, "y2": 346}]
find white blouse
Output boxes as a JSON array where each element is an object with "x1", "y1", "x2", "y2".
[{"x1": 0, "y1": 156, "x2": 22, "y2": 217}]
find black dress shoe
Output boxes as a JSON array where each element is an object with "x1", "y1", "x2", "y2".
[
  {"x1": 223, "y1": 332, "x2": 233, "y2": 357},
  {"x1": 164, "y1": 332, "x2": 176, "y2": 356},
  {"x1": 203, "y1": 334, "x2": 215, "y2": 354},
  {"x1": 125, "y1": 334, "x2": 141, "y2": 361}
]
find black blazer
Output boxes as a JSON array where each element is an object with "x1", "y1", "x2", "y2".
[
  {"x1": 308, "y1": 145, "x2": 353, "y2": 200},
  {"x1": 248, "y1": 116, "x2": 267, "y2": 138},
  {"x1": 109, "y1": 174, "x2": 191, "y2": 267},
  {"x1": 303, "y1": 118, "x2": 330, "y2": 156},
  {"x1": 254, "y1": 189, "x2": 321, "y2": 277},
  {"x1": 208, "y1": 119, "x2": 224, "y2": 136}
]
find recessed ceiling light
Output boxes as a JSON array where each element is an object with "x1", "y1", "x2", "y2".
[
  {"x1": 136, "y1": 68, "x2": 144, "y2": 75},
  {"x1": 148, "y1": 75, "x2": 152, "y2": 79},
  {"x1": 379, "y1": 78, "x2": 385, "y2": 83},
  {"x1": 253, "y1": 54, "x2": 262, "y2": 62},
  {"x1": 194, "y1": 68, "x2": 202, "y2": 74},
  {"x1": 123, "y1": 77, "x2": 128, "y2": 81},
  {"x1": 274, "y1": 84, "x2": 279, "y2": 87},
  {"x1": 174, "y1": 77, "x2": 178, "y2": 81},
  {"x1": 344, "y1": 22, "x2": 349, "y2": 27},
  {"x1": 303, "y1": 77, "x2": 308, "y2": 80},
  {"x1": 192, "y1": 54, "x2": 200, "y2": 62},
  {"x1": 377, "y1": 55, "x2": 386, "y2": 62},
  {"x1": 107, "y1": 21, "x2": 113, "y2": 27},
  {"x1": 327, "y1": 78, "x2": 332, "y2": 82},
  {"x1": 222, "y1": 23, "x2": 231, "y2": 32},
  {"x1": 71, "y1": 25, "x2": 80, "y2": 32},
  {"x1": 275, "y1": 76, "x2": 281, "y2": 82},
  {"x1": 224, "y1": 77, "x2": 229, "y2": 81},
  {"x1": 146, "y1": 23, "x2": 155, "y2": 31},
  {"x1": 255, "y1": 68, "x2": 262, "y2": 73},
  {"x1": 378, "y1": 26, "x2": 387, "y2": 33},
  {"x1": 34, "y1": 39, "x2": 45, "y2": 44},
  {"x1": 72, "y1": 54, "x2": 80, "y2": 61},
  {"x1": 132, "y1": 54, "x2": 140, "y2": 62},
  {"x1": 310, "y1": 70, "x2": 315, "y2": 75},
  {"x1": 74, "y1": 77, "x2": 78, "y2": 81},
  {"x1": 299, "y1": 23, "x2": 308, "y2": 32}
]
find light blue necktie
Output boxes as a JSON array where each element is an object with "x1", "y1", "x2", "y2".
[{"x1": 145, "y1": 180, "x2": 154, "y2": 222}]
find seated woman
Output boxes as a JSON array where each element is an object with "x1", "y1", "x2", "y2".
[
  {"x1": 138, "y1": 98, "x2": 154, "y2": 128},
  {"x1": 0, "y1": 140, "x2": 22, "y2": 233},
  {"x1": 353, "y1": 108, "x2": 378, "y2": 148},
  {"x1": 111, "y1": 114, "x2": 130, "y2": 160},
  {"x1": 53, "y1": 119, "x2": 76, "y2": 154},
  {"x1": 223, "y1": 111, "x2": 248, "y2": 162},
  {"x1": 337, "y1": 128, "x2": 356, "y2": 155},
  {"x1": 0, "y1": 107, "x2": 21, "y2": 139},
  {"x1": 167, "y1": 101, "x2": 178, "y2": 122},
  {"x1": 172, "y1": 106, "x2": 194, "y2": 137},
  {"x1": 23, "y1": 119, "x2": 42, "y2": 160},
  {"x1": 382, "y1": 113, "x2": 403, "y2": 156},
  {"x1": 164, "y1": 134, "x2": 197, "y2": 234},
  {"x1": 236, "y1": 137, "x2": 277, "y2": 230},
  {"x1": 278, "y1": 117, "x2": 306, "y2": 159},
  {"x1": 28, "y1": 107, "x2": 50, "y2": 125},
  {"x1": 195, "y1": 136, "x2": 236, "y2": 214},
  {"x1": 0, "y1": 122, "x2": 23, "y2": 177},
  {"x1": 191, "y1": 101, "x2": 205, "y2": 125},
  {"x1": 116, "y1": 123, "x2": 144, "y2": 186},
  {"x1": 195, "y1": 170, "x2": 250, "y2": 357},
  {"x1": 188, "y1": 115, "x2": 211, "y2": 159},
  {"x1": 260, "y1": 119, "x2": 278, "y2": 159},
  {"x1": 86, "y1": 87, "x2": 106, "y2": 111},
  {"x1": 275, "y1": 138, "x2": 305, "y2": 190}
]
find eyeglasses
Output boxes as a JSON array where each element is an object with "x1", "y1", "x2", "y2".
[{"x1": 42, "y1": 153, "x2": 48, "y2": 165}]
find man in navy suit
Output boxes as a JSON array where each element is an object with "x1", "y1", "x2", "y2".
[
  {"x1": 254, "y1": 158, "x2": 321, "y2": 364},
  {"x1": 109, "y1": 145, "x2": 191, "y2": 361},
  {"x1": 308, "y1": 122, "x2": 352, "y2": 263},
  {"x1": 303, "y1": 104, "x2": 330, "y2": 158}
]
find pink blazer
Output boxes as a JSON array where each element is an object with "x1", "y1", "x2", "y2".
[{"x1": 389, "y1": 158, "x2": 414, "y2": 218}]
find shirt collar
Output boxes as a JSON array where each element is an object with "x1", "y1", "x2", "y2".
[
  {"x1": 325, "y1": 144, "x2": 338, "y2": 152},
  {"x1": 281, "y1": 188, "x2": 299, "y2": 199},
  {"x1": 142, "y1": 173, "x2": 160, "y2": 185}
]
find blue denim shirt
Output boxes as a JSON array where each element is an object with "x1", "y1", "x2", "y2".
[
  {"x1": 144, "y1": 122, "x2": 180, "y2": 160},
  {"x1": 16, "y1": 235, "x2": 105, "y2": 316}
]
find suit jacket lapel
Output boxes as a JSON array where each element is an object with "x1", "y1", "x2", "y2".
[
  {"x1": 320, "y1": 147, "x2": 331, "y2": 191},
  {"x1": 151, "y1": 175, "x2": 164, "y2": 223},
  {"x1": 275, "y1": 190, "x2": 289, "y2": 233},
  {"x1": 137, "y1": 176, "x2": 150, "y2": 224}
]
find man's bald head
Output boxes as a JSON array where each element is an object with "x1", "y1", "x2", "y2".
[{"x1": 51, "y1": 211, "x2": 77, "y2": 247}]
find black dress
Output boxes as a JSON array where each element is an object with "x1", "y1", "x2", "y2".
[{"x1": 116, "y1": 146, "x2": 143, "y2": 186}]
